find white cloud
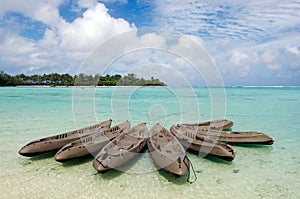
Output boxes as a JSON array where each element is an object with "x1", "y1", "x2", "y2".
[
  {"x1": 230, "y1": 51, "x2": 249, "y2": 66},
  {"x1": 58, "y1": 3, "x2": 134, "y2": 52},
  {"x1": 284, "y1": 47, "x2": 300, "y2": 70},
  {"x1": 0, "y1": 0, "x2": 63, "y2": 25},
  {"x1": 154, "y1": 0, "x2": 300, "y2": 42},
  {"x1": 77, "y1": 0, "x2": 98, "y2": 9},
  {"x1": 140, "y1": 33, "x2": 166, "y2": 48},
  {"x1": 203, "y1": 28, "x2": 300, "y2": 85},
  {"x1": 0, "y1": 1, "x2": 135, "y2": 74},
  {"x1": 286, "y1": 46, "x2": 300, "y2": 55},
  {"x1": 33, "y1": 3, "x2": 61, "y2": 26},
  {"x1": 260, "y1": 50, "x2": 282, "y2": 71},
  {"x1": 153, "y1": 0, "x2": 300, "y2": 84},
  {"x1": 0, "y1": 32, "x2": 35, "y2": 55},
  {"x1": 80, "y1": 30, "x2": 222, "y2": 86},
  {"x1": 38, "y1": 29, "x2": 59, "y2": 49},
  {"x1": 0, "y1": 30, "x2": 49, "y2": 73}
]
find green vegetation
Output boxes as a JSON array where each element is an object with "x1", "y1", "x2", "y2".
[{"x1": 0, "y1": 71, "x2": 166, "y2": 86}]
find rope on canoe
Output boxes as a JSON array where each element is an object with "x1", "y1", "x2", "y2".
[{"x1": 184, "y1": 156, "x2": 197, "y2": 184}]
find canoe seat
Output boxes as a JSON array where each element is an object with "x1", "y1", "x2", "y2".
[
  {"x1": 119, "y1": 144, "x2": 134, "y2": 150},
  {"x1": 124, "y1": 135, "x2": 140, "y2": 141},
  {"x1": 157, "y1": 137, "x2": 171, "y2": 142},
  {"x1": 103, "y1": 147, "x2": 119, "y2": 156},
  {"x1": 106, "y1": 144, "x2": 133, "y2": 156},
  {"x1": 195, "y1": 135, "x2": 204, "y2": 141},
  {"x1": 115, "y1": 140, "x2": 134, "y2": 147},
  {"x1": 157, "y1": 144, "x2": 161, "y2": 150}
]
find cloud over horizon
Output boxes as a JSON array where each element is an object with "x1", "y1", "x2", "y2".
[
  {"x1": 154, "y1": 0, "x2": 300, "y2": 85},
  {"x1": 0, "y1": 0, "x2": 299, "y2": 86},
  {"x1": 0, "y1": 0, "x2": 135, "y2": 75}
]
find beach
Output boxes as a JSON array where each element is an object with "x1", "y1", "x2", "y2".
[{"x1": 0, "y1": 86, "x2": 299, "y2": 198}]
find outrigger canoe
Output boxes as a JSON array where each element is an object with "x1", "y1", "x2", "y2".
[
  {"x1": 93, "y1": 123, "x2": 148, "y2": 172},
  {"x1": 147, "y1": 124, "x2": 190, "y2": 176},
  {"x1": 170, "y1": 125, "x2": 235, "y2": 161},
  {"x1": 18, "y1": 119, "x2": 112, "y2": 157},
  {"x1": 181, "y1": 119, "x2": 233, "y2": 130},
  {"x1": 180, "y1": 125, "x2": 274, "y2": 145},
  {"x1": 54, "y1": 121, "x2": 130, "y2": 162}
]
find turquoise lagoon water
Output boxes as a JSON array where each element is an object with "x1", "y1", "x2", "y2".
[{"x1": 0, "y1": 86, "x2": 299, "y2": 198}]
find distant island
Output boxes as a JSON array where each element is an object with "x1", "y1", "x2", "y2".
[{"x1": 0, "y1": 71, "x2": 166, "y2": 87}]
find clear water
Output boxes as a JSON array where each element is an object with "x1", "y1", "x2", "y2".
[{"x1": 0, "y1": 86, "x2": 299, "y2": 198}]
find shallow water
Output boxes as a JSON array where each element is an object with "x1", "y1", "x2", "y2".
[{"x1": 0, "y1": 86, "x2": 299, "y2": 198}]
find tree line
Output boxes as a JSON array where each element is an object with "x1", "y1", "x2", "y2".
[{"x1": 0, "y1": 71, "x2": 166, "y2": 86}]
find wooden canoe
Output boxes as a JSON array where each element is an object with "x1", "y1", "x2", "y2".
[
  {"x1": 54, "y1": 121, "x2": 130, "y2": 162},
  {"x1": 179, "y1": 125, "x2": 274, "y2": 145},
  {"x1": 181, "y1": 119, "x2": 233, "y2": 130},
  {"x1": 18, "y1": 119, "x2": 112, "y2": 157},
  {"x1": 147, "y1": 124, "x2": 190, "y2": 176},
  {"x1": 93, "y1": 123, "x2": 148, "y2": 172},
  {"x1": 170, "y1": 125, "x2": 235, "y2": 161}
]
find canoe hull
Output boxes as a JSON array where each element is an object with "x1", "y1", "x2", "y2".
[
  {"x1": 206, "y1": 131, "x2": 274, "y2": 145},
  {"x1": 179, "y1": 125, "x2": 274, "y2": 145},
  {"x1": 93, "y1": 123, "x2": 148, "y2": 172},
  {"x1": 93, "y1": 142, "x2": 146, "y2": 172},
  {"x1": 147, "y1": 140, "x2": 189, "y2": 176},
  {"x1": 148, "y1": 124, "x2": 190, "y2": 176},
  {"x1": 54, "y1": 142, "x2": 109, "y2": 162},
  {"x1": 19, "y1": 138, "x2": 79, "y2": 157},
  {"x1": 54, "y1": 122, "x2": 130, "y2": 162},
  {"x1": 176, "y1": 137, "x2": 235, "y2": 161},
  {"x1": 181, "y1": 119, "x2": 233, "y2": 130},
  {"x1": 19, "y1": 119, "x2": 112, "y2": 157},
  {"x1": 170, "y1": 125, "x2": 235, "y2": 161}
]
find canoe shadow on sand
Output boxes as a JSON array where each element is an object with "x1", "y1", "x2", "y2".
[
  {"x1": 157, "y1": 169, "x2": 190, "y2": 185},
  {"x1": 187, "y1": 150, "x2": 234, "y2": 165},
  {"x1": 98, "y1": 155, "x2": 190, "y2": 185},
  {"x1": 94, "y1": 147, "x2": 189, "y2": 184},
  {"x1": 96, "y1": 148, "x2": 234, "y2": 183},
  {"x1": 229, "y1": 143, "x2": 275, "y2": 149},
  {"x1": 61, "y1": 155, "x2": 94, "y2": 167},
  {"x1": 95, "y1": 169, "x2": 124, "y2": 180},
  {"x1": 27, "y1": 151, "x2": 57, "y2": 161},
  {"x1": 24, "y1": 150, "x2": 95, "y2": 167}
]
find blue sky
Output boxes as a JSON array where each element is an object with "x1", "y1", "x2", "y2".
[{"x1": 0, "y1": 0, "x2": 299, "y2": 86}]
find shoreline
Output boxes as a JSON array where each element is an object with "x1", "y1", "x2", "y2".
[
  {"x1": 13, "y1": 85, "x2": 169, "y2": 88},
  {"x1": 3, "y1": 85, "x2": 300, "y2": 88}
]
